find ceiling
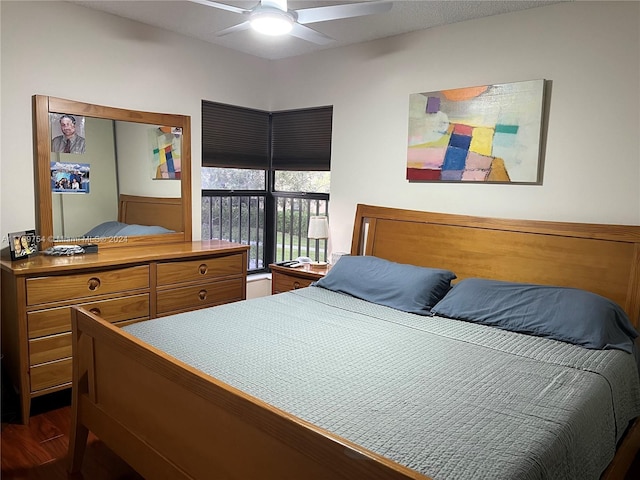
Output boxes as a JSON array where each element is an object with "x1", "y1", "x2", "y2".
[{"x1": 69, "y1": 0, "x2": 565, "y2": 60}]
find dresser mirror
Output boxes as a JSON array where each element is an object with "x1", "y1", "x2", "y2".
[{"x1": 33, "y1": 95, "x2": 192, "y2": 250}]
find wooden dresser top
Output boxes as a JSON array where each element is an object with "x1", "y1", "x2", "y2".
[{"x1": 1, "y1": 241, "x2": 249, "y2": 275}]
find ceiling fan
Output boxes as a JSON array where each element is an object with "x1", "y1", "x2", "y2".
[{"x1": 188, "y1": 0, "x2": 393, "y2": 44}]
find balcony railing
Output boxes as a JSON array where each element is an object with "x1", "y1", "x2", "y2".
[{"x1": 202, "y1": 192, "x2": 329, "y2": 272}]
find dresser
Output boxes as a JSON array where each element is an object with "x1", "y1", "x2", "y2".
[{"x1": 1, "y1": 241, "x2": 249, "y2": 424}]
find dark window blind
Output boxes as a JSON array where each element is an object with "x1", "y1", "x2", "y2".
[
  {"x1": 202, "y1": 101, "x2": 332, "y2": 171},
  {"x1": 271, "y1": 106, "x2": 332, "y2": 171},
  {"x1": 202, "y1": 101, "x2": 269, "y2": 169}
]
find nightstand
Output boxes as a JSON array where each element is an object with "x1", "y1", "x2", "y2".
[{"x1": 270, "y1": 263, "x2": 329, "y2": 294}]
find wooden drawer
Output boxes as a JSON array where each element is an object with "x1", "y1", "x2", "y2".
[
  {"x1": 30, "y1": 358, "x2": 72, "y2": 393},
  {"x1": 157, "y1": 278, "x2": 244, "y2": 315},
  {"x1": 26, "y1": 265, "x2": 149, "y2": 306},
  {"x1": 27, "y1": 294, "x2": 150, "y2": 339},
  {"x1": 29, "y1": 333, "x2": 71, "y2": 365},
  {"x1": 157, "y1": 254, "x2": 244, "y2": 286},
  {"x1": 273, "y1": 272, "x2": 315, "y2": 293}
]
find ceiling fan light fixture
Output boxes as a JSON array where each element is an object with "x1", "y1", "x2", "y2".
[
  {"x1": 250, "y1": 10, "x2": 294, "y2": 36},
  {"x1": 199, "y1": 0, "x2": 393, "y2": 44}
]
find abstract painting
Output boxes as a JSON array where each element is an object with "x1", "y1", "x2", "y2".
[
  {"x1": 151, "y1": 126, "x2": 182, "y2": 179},
  {"x1": 407, "y1": 79, "x2": 545, "y2": 183}
]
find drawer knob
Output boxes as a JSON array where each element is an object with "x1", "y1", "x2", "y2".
[
  {"x1": 198, "y1": 289, "x2": 207, "y2": 301},
  {"x1": 89, "y1": 307, "x2": 101, "y2": 316},
  {"x1": 198, "y1": 264, "x2": 208, "y2": 275},
  {"x1": 87, "y1": 277, "x2": 101, "y2": 291},
  {"x1": 293, "y1": 281, "x2": 301, "y2": 289}
]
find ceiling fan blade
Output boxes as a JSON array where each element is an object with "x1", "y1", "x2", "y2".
[
  {"x1": 215, "y1": 21, "x2": 251, "y2": 37},
  {"x1": 188, "y1": 0, "x2": 249, "y2": 15},
  {"x1": 296, "y1": 0, "x2": 392, "y2": 25},
  {"x1": 289, "y1": 23, "x2": 335, "y2": 45}
]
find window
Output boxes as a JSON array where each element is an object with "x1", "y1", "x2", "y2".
[{"x1": 201, "y1": 101, "x2": 332, "y2": 273}]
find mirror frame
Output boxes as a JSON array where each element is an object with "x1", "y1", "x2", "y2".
[{"x1": 33, "y1": 95, "x2": 192, "y2": 250}]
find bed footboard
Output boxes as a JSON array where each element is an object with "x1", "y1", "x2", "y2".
[{"x1": 67, "y1": 307, "x2": 429, "y2": 480}]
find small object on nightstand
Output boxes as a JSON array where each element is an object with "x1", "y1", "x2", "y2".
[{"x1": 276, "y1": 260, "x2": 298, "y2": 267}]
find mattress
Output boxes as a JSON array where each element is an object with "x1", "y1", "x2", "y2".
[{"x1": 124, "y1": 286, "x2": 640, "y2": 480}]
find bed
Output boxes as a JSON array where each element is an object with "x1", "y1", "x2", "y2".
[
  {"x1": 82, "y1": 194, "x2": 183, "y2": 239},
  {"x1": 67, "y1": 204, "x2": 640, "y2": 479}
]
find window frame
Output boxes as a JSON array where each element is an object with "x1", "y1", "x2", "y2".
[{"x1": 201, "y1": 102, "x2": 332, "y2": 273}]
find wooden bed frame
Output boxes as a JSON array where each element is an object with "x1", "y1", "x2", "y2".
[
  {"x1": 68, "y1": 204, "x2": 640, "y2": 479},
  {"x1": 87, "y1": 194, "x2": 187, "y2": 248},
  {"x1": 118, "y1": 194, "x2": 184, "y2": 233}
]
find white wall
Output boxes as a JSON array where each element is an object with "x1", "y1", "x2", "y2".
[
  {"x1": 247, "y1": 275, "x2": 272, "y2": 299},
  {"x1": 269, "y1": 1, "x2": 640, "y2": 253},
  {"x1": 2, "y1": 1, "x2": 638, "y2": 257}
]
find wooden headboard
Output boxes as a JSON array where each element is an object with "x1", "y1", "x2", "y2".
[
  {"x1": 118, "y1": 194, "x2": 183, "y2": 232},
  {"x1": 351, "y1": 204, "x2": 640, "y2": 327}
]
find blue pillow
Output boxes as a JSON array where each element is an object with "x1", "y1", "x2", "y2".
[
  {"x1": 430, "y1": 278, "x2": 638, "y2": 353},
  {"x1": 116, "y1": 224, "x2": 174, "y2": 236},
  {"x1": 83, "y1": 221, "x2": 129, "y2": 237},
  {"x1": 84, "y1": 221, "x2": 174, "y2": 238},
  {"x1": 313, "y1": 256, "x2": 456, "y2": 315}
]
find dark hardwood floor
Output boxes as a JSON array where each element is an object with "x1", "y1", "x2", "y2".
[
  {"x1": 2, "y1": 384, "x2": 640, "y2": 479},
  {"x1": 1, "y1": 387, "x2": 142, "y2": 480}
]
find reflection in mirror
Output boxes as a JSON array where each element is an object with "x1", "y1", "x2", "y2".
[
  {"x1": 50, "y1": 118, "x2": 182, "y2": 239},
  {"x1": 34, "y1": 95, "x2": 192, "y2": 250},
  {"x1": 51, "y1": 117, "x2": 117, "y2": 238}
]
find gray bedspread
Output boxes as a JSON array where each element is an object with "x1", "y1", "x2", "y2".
[{"x1": 124, "y1": 286, "x2": 640, "y2": 480}]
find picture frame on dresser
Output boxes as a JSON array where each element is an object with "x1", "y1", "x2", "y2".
[{"x1": 8, "y1": 230, "x2": 38, "y2": 260}]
